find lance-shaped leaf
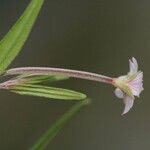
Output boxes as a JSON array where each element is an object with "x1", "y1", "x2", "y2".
[
  {"x1": 10, "y1": 84, "x2": 87, "y2": 100},
  {"x1": 0, "y1": 0, "x2": 44, "y2": 73},
  {"x1": 14, "y1": 74, "x2": 69, "y2": 84},
  {"x1": 30, "y1": 99, "x2": 90, "y2": 150}
]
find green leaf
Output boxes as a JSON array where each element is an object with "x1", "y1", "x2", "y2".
[
  {"x1": 26, "y1": 75, "x2": 69, "y2": 84},
  {"x1": 10, "y1": 84, "x2": 87, "y2": 100},
  {"x1": 0, "y1": 0, "x2": 44, "y2": 73},
  {"x1": 14, "y1": 74, "x2": 69, "y2": 84},
  {"x1": 30, "y1": 99, "x2": 90, "y2": 150}
]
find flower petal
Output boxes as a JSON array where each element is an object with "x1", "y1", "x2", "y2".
[
  {"x1": 128, "y1": 71, "x2": 143, "y2": 97},
  {"x1": 129, "y1": 57, "x2": 138, "y2": 74},
  {"x1": 132, "y1": 57, "x2": 138, "y2": 70},
  {"x1": 122, "y1": 96, "x2": 134, "y2": 115},
  {"x1": 114, "y1": 88, "x2": 124, "y2": 99}
]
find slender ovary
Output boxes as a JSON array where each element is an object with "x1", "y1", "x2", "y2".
[{"x1": 6, "y1": 67, "x2": 113, "y2": 84}]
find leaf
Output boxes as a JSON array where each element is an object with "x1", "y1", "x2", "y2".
[
  {"x1": 25, "y1": 75, "x2": 69, "y2": 84},
  {"x1": 0, "y1": 0, "x2": 44, "y2": 73},
  {"x1": 30, "y1": 99, "x2": 90, "y2": 150},
  {"x1": 10, "y1": 84, "x2": 87, "y2": 100},
  {"x1": 14, "y1": 74, "x2": 69, "y2": 84}
]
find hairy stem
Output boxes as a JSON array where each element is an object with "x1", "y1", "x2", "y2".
[
  {"x1": 0, "y1": 78, "x2": 27, "y2": 89},
  {"x1": 6, "y1": 67, "x2": 113, "y2": 84}
]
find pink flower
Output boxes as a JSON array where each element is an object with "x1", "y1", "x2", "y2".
[
  {"x1": 4, "y1": 57, "x2": 143, "y2": 115},
  {"x1": 113, "y1": 57, "x2": 143, "y2": 115}
]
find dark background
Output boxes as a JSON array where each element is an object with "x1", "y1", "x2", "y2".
[{"x1": 0, "y1": 0, "x2": 149, "y2": 149}]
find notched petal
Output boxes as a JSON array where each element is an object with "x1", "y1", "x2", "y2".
[
  {"x1": 132, "y1": 57, "x2": 138, "y2": 70},
  {"x1": 122, "y1": 96, "x2": 134, "y2": 115},
  {"x1": 129, "y1": 60, "x2": 134, "y2": 73},
  {"x1": 129, "y1": 57, "x2": 138, "y2": 74}
]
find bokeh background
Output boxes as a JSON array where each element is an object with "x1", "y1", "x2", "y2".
[{"x1": 0, "y1": 0, "x2": 149, "y2": 149}]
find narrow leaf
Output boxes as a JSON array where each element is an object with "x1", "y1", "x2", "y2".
[
  {"x1": 0, "y1": 0, "x2": 44, "y2": 73},
  {"x1": 30, "y1": 99, "x2": 90, "y2": 150},
  {"x1": 14, "y1": 74, "x2": 69, "y2": 84},
  {"x1": 10, "y1": 84, "x2": 87, "y2": 100}
]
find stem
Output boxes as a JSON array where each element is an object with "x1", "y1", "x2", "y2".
[
  {"x1": 0, "y1": 78, "x2": 27, "y2": 89},
  {"x1": 6, "y1": 67, "x2": 113, "y2": 84}
]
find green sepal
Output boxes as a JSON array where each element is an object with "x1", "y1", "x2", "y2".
[{"x1": 114, "y1": 79, "x2": 134, "y2": 98}]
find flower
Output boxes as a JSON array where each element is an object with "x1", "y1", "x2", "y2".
[{"x1": 113, "y1": 57, "x2": 143, "y2": 115}]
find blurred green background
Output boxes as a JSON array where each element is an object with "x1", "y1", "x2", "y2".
[{"x1": 0, "y1": 0, "x2": 149, "y2": 149}]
